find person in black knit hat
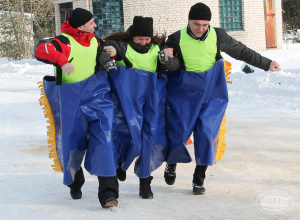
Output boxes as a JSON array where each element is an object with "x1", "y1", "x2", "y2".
[
  {"x1": 188, "y1": 2, "x2": 211, "y2": 21},
  {"x1": 100, "y1": 16, "x2": 177, "y2": 199},
  {"x1": 69, "y1": 8, "x2": 94, "y2": 28},
  {"x1": 129, "y1": 16, "x2": 154, "y2": 37},
  {"x1": 35, "y1": 8, "x2": 119, "y2": 208},
  {"x1": 159, "y1": 2, "x2": 281, "y2": 195}
]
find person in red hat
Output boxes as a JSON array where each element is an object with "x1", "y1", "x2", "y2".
[
  {"x1": 35, "y1": 8, "x2": 119, "y2": 208},
  {"x1": 159, "y1": 2, "x2": 280, "y2": 195}
]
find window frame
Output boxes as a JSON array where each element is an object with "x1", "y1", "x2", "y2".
[{"x1": 219, "y1": 0, "x2": 243, "y2": 32}]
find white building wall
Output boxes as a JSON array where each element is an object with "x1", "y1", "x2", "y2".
[
  {"x1": 54, "y1": 0, "x2": 91, "y2": 35},
  {"x1": 228, "y1": 0, "x2": 267, "y2": 51},
  {"x1": 122, "y1": 0, "x2": 283, "y2": 50},
  {"x1": 122, "y1": 0, "x2": 219, "y2": 37},
  {"x1": 274, "y1": 0, "x2": 283, "y2": 49},
  {"x1": 229, "y1": 0, "x2": 282, "y2": 50},
  {"x1": 53, "y1": 0, "x2": 283, "y2": 50}
]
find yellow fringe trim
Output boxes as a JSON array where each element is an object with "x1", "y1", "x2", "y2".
[
  {"x1": 38, "y1": 82, "x2": 62, "y2": 172},
  {"x1": 215, "y1": 115, "x2": 227, "y2": 161},
  {"x1": 224, "y1": 60, "x2": 232, "y2": 84},
  {"x1": 215, "y1": 60, "x2": 232, "y2": 161}
]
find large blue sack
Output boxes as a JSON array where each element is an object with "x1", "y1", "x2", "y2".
[
  {"x1": 43, "y1": 71, "x2": 117, "y2": 185},
  {"x1": 166, "y1": 59, "x2": 229, "y2": 166},
  {"x1": 153, "y1": 72, "x2": 168, "y2": 162},
  {"x1": 108, "y1": 67, "x2": 168, "y2": 178}
]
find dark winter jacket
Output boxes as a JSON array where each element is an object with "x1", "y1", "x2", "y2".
[
  {"x1": 100, "y1": 38, "x2": 179, "y2": 72},
  {"x1": 161, "y1": 25, "x2": 272, "y2": 71},
  {"x1": 35, "y1": 19, "x2": 108, "y2": 73},
  {"x1": 99, "y1": 39, "x2": 148, "y2": 70}
]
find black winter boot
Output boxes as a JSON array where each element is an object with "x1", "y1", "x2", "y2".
[
  {"x1": 192, "y1": 165, "x2": 207, "y2": 195},
  {"x1": 98, "y1": 176, "x2": 119, "y2": 208},
  {"x1": 139, "y1": 176, "x2": 153, "y2": 199},
  {"x1": 164, "y1": 163, "x2": 176, "y2": 185},
  {"x1": 116, "y1": 162, "x2": 126, "y2": 181},
  {"x1": 67, "y1": 167, "x2": 85, "y2": 199}
]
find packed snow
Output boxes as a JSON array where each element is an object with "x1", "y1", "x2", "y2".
[{"x1": 0, "y1": 43, "x2": 299, "y2": 219}]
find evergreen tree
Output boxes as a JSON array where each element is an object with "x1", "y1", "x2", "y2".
[{"x1": 282, "y1": 0, "x2": 300, "y2": 33}]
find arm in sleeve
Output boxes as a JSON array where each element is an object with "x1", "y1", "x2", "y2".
[
  {"x1": 35, "y1": 39, "x2": 69, "y2": 67},
  {"x1": 159, "y1": 34, "x2": 181, "y2": 72},
  {"x1": 217, "y1": 28, "x2": 272, "y2": 71},
  {"x1": 158, "y1": 45, "x2": 180, "y2": 72},
  {"x1": 98, "y1": 39, "x2": 118, "y2": 72},
  {"x1": 105, "y1": 39, "x2": 128, "y2": 61}
]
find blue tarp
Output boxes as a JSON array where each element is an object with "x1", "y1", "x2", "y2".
[
  {"x1": 165, "y1": 60, "x2": 229, "y2": 166},
  {"x1": 43, "y1": 71, "x2": 117, "y2": 185},
  {"x1": 108, "y1": 67, "x2": 168, "y2": 178}
]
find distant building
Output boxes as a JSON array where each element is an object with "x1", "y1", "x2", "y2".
[{"x1": 53, "y1": 0, "x2": 283, "y2": 50}]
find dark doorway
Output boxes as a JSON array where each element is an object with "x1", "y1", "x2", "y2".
[{"x1": 60, "y1": 2, "x2": 73, "y2": 25}]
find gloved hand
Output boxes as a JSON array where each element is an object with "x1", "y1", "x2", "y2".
[
  {"x1": 242, "y1": 64, "x2": 254, "y2": 74},
  {"x1": 158, "y1": 48, "x2": 174, "y2": 64},
  {"x1": 104, "y1": 61, "x2": 117, "y2": 73}
]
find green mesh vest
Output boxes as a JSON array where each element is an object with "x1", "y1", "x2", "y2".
[
  {"x1": 55, "y1": 33, "x2": 97, "y2": 83},
  {"x1": 180, "y1": 27, "x2": 217, "y2": 72},
  {"x1": 116, "y1": 44, "x2": 159, "y2": 73}
]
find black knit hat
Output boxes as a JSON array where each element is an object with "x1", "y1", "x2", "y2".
[
  {"x1": 129, "y1": 16, "x2": 153, "y2": 37},
  {"x1": 188, "y1": 2, "x2": 212, "y2": 21},
  {"x1": 69, "y1": 8, "x2": 93, "y2": 28}
]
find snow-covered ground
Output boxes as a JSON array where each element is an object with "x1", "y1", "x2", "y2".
[{"x1": 0, "y1": 44, "x2": 299, "y2": 219}]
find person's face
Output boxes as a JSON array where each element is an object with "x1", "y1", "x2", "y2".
[
  {"x1": 133, "y1": 36, "x2": 151, "y2": 46},
  {"x1": 77, "y1": 18, "x2": 97, "y2": 33},
  {"x1": 188, "y1": 20, "x2": 210, "y2": 38}
]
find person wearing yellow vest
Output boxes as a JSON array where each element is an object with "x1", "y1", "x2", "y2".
[
  {"x1": 35, "y1": 8, "x2": 119, "y2": 208},
  {"x1": 101, "y1": 16, "x2": 174, "y2": 199},
  {"x1": 159, "y1": 2, "x2": 281, "y2": 195}
]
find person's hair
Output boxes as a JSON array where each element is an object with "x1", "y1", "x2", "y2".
[
  {"x1": 104, "y1": 31, "x2": 166, "y2": 45},
  {"x1": 151, "y1": 33, "x2": 166, "y2": 45},
  {"x1": 103, "y1": 31, "x2": 132, "y2": 41}
]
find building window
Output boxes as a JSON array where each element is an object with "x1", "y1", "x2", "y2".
[
  {"x1": 219, "y1": 0, "x2": 243, "y2": 31},
  {"x1": 92, "y1": 0, "x2": 124, "y2": 37}
]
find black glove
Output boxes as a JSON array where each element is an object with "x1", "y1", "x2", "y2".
[
  {"x1": 242, "y1": 65, "x2": 254, "y2": 74},
  {"x1": 158, "y1": 50, "x2": 168, "y2": 64},
  {"x1": 104, "y1": 61, "x2": 117, "y2": 73}
]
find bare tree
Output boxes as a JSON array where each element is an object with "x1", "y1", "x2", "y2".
[
  {"x1": 0, "y1": 0, "x2": 31, "y2": 59},
  {"x1": 31, "y1": 0, "x2": 55, "y2": 44},
  {"x1": 0, "y1": 0, "x2": 55, "y2": 60}
]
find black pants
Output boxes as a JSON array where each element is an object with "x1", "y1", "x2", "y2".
[
  {"x1": 67, "y1": 167, "x2": 85, "y2": 190},
  {"x1": 193, "y1": 165, "x2": 208, "y2": 186},
  {"x1": 98, "y1": 176, "x2": 119, "y2": 206}
]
